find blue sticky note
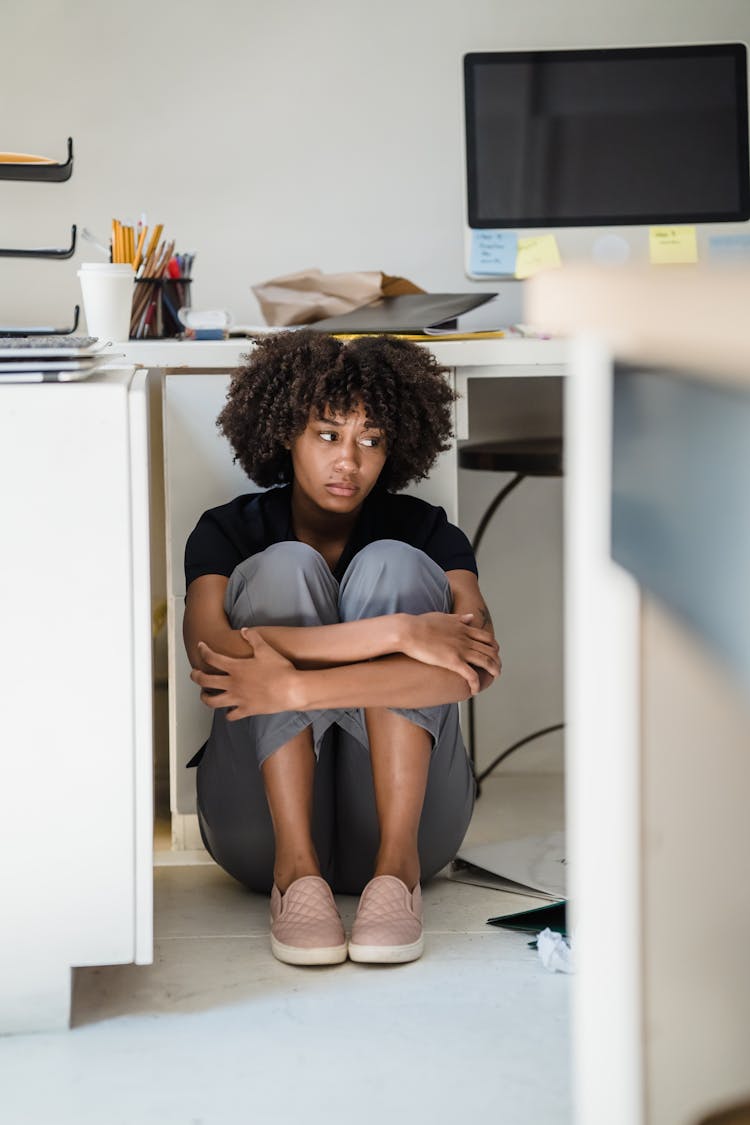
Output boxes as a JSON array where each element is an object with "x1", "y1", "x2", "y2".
[
  {"x1": 470, "y1": 230, "x2": 518, "y2": 276},
  {"x1": 708, "y1": 233, "x2": 750, "y2": 262}
]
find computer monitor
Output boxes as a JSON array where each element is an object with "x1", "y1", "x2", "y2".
[{"x1": 463, "y1": 43, "x2": 750, "y2": 277}]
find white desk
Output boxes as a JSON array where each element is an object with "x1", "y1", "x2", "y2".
[
  {"x1": 0, "y1": 369, "x2": 154, "y2": 1033},
  {"x1": 120, "y1": 338, "x2": 567, "y2": 843},
  {"x1": 0, "y1": 337, "x2": 560, "y2": 1033}
]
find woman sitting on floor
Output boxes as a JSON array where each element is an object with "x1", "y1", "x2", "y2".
[{"x1": 184, "y1": 329, "x2": 500, "y2": 966}]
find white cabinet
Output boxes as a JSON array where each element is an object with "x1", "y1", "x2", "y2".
[{"x1": 0, "y1": 369, "x2": 153, "y2": 1033}]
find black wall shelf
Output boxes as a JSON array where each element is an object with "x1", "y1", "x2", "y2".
[
  {"x1": 0, "y1": 137, "x2": 74, "y2": 182},
  {"x1": 0, "y1": 304, "x2": 80, "y2": 337},
  {"x1": 0, "y1": 223, "x2": 77, "y2": 259},
  {"x1": 2, "y1": 138, "x2": 78, "y2": 333}
]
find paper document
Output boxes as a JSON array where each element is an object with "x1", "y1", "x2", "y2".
[
  {"x1": 649, "y1": 226, "x2": 698, "y2": 264},
  {"x1": 469, "y1": 230, "x2": 518, "y2": 277},
  {"x1": 708, "y1": 233, "x2": 750, "y2": 262},
  {"x1": 515, "y1": 235, "x2": 561, "y2": 279},
  {"x1": 449, "y1": 831, "x2": 566, "y2": 900}
]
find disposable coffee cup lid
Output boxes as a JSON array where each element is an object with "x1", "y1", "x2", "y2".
[{"x1": 78, "y1": 262, "x2": 135, "y2": 273}]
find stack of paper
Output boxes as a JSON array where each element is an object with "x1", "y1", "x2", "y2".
[{"x1": 448, "y1": 831, "x2": 567, "y2": 901}]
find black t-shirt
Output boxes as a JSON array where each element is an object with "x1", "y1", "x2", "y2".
[{"x1": 184, "y1": 483, "x2": 477, "y2": 589}]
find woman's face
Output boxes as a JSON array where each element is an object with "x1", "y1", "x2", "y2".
[{"x1": 289, "y1": 401, "x2": 387, "y2": 515}]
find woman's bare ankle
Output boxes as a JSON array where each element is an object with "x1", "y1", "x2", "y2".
[
  {"x1": 373, "y1": 850, "x2": 421, "y2": 892},
  {"x1": 273, "y1": 854, "x2": 321, "y2": 894}
]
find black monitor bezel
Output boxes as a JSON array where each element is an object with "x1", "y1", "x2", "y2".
[{"x1": 464, "y1": 43, "x2": 750, "y2": 229}]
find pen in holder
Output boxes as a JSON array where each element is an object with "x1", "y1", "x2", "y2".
[{"x1": 130, "y1": 276, "x2": 192, "y2": 339}]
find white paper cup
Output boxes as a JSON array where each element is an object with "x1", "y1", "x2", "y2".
[{"x1": 77, "y1": 262, "x2": 134, "y2": 341}]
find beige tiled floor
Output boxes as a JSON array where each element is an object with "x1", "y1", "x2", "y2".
[{"x1": 2, "y1": 773, "x2": 570, "y2": 1125}]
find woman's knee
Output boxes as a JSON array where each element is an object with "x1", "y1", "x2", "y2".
[
  {"x1": 339, "y1": 540, "x2": 451, "y2": 618},
  {"x1": 225, "y1": 541, "x2": 340, "y2": 627},
  {"x1": 231, "y1": 541, "x2": 330, "y2": 587}
]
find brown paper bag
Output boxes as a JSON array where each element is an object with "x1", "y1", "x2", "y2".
[{"x1": 252, "y1": 268, "x2": 424, "y2": 326}]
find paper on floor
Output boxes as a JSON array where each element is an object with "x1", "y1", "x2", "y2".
[
  {"x1": 537, "y1": 927, "x2": 573, "y2": 974},
  {"x1": 449, "y1": 831, "x2": 566, "y2": 900}
]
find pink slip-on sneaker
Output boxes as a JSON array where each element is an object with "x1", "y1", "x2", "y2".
[
  {"x1": 270, "y1": 875, "x2": 347, "y2": 966},
  {"x1": 348, "y1": 874, "x2": 424, "y2": 964}
]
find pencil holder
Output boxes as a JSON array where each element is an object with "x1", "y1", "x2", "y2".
[{"x1": 130, "y1": 276, "x2": 192, "y2": 339}]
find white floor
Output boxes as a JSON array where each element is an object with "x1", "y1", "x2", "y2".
[{"x1": 1, "y1": 773, "x2": 570, "y2": 1125}]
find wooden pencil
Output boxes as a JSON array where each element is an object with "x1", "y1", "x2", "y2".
[
  {"x1": 144, "y1": 223, "x2": 163, "y2": 265},
  {"x1": 133, "y1": 226, "x2": 148, "y2": 272}
]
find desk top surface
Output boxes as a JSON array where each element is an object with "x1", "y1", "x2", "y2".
[{"x1": 118, "y1": 336, "x2": 568, "y2": 370}]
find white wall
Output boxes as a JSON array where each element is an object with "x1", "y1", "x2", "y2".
[
  {"x1": 4, "y1": 0, "x2": 750, "y2": 778},
  {"x1": 3, "y1": 0, "x2": 750, "y2": 326}
]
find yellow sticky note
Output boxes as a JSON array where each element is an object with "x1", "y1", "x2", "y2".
[
  {"x1": 515, "y1": 234, "x2": 562, "y2": 279},
  {"x1": 649, "y1": 226, "x2": 698, "y2": 265}
]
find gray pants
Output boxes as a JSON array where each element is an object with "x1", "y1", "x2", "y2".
[{"x1": 195, "y1": 540, "x2": 476, "y2": 894}]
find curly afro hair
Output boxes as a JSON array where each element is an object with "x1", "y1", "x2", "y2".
[{"x1": 217, "y1": 329, "x2": 456, "y2": 492}]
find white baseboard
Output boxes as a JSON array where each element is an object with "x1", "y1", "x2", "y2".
[
  {"x1": 151, "y1": 813, "x2": 213, "y2": 866},
  {"x1": 154, "y1": 847, "x2": 214, "y2": 867},
  {"x1": 170, "y1": 812, "x2": 207, "y2": 852}
]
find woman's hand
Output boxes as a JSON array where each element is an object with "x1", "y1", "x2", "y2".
[
  {"x1": 190, "y1": 629, "x2": 300, "y2": 719},
  {"x1": 399, "y1": 612, "x2": 501, "y2": 693}
]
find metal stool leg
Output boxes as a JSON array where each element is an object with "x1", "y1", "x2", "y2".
[
  {"x1": 472, "y1": 473, "x2": 525, "y2": 555},
  {"x1": 466, "y1": 474, "x2": 525, "y2": 791},
  {"x1": 465, "y1": 471, "x2": 564, "y2": 795}
]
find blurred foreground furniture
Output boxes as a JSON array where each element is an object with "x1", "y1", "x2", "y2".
[{"x1": 530, "y1": 266, "x2": 750, "y2": 1125}]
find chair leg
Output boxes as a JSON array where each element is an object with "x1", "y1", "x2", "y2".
[
  {"x1": 466, "y1": 471, "x2": 565, "y2": 790},
  {"x1": 466, "y1": 473, "x2": 525, "y2": 794},
  {"x1": 467, "y1": 694, "x2": 477, "y2": 791},
  {"x1": 472, "y1": 473, "x2": 525, "y2": 555}
]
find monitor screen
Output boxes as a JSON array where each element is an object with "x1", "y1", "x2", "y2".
[{"x1": 464, "y1": 44, "x2": 750, "y2": 228}]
